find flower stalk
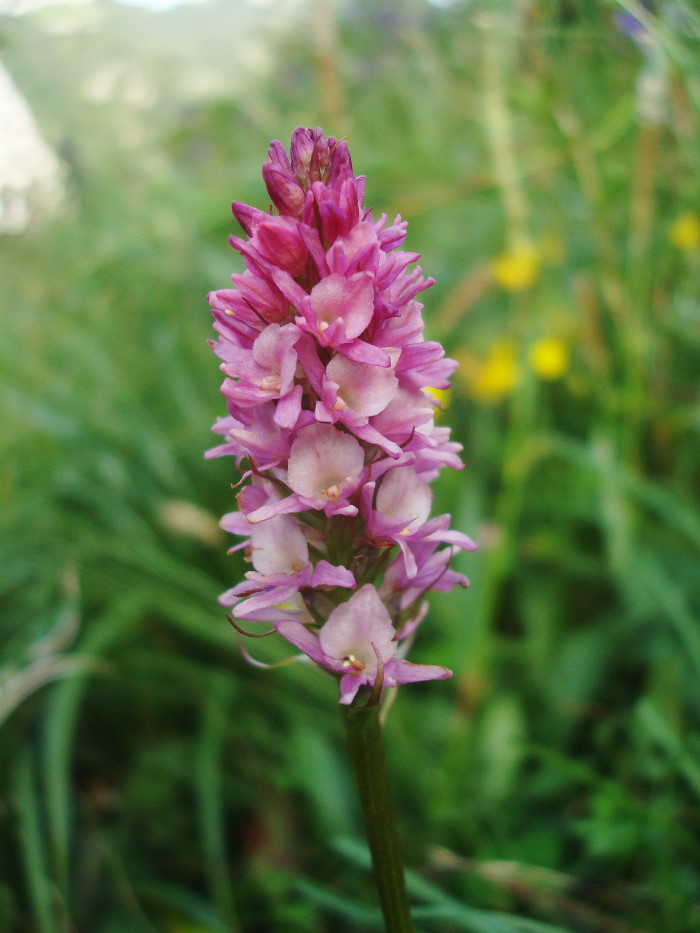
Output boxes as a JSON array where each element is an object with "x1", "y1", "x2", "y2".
[{"x1": 343, "y1": 703, "x2": 415, "y2": 933}]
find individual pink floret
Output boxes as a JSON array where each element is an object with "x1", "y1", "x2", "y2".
[
  {"x1": 275, "y1": 585, "x2": 451, "y2": 704},
  {"x1": 219, "y1": 511, "x2": 354, "y2": 622},
  {"x1": 286, "y1": 422, "x2": 365, "y2": 508},
  {"x1": 244, "y1": 422, "x2": 366, "y2": 524}
]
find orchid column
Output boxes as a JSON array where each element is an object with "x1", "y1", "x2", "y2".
[{"x1": 207, "y1": 128, "x2": 476, "y2": 932}]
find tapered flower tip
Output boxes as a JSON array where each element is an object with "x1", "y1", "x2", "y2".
[
  {"x1": 289, "y1": 127, "x2": 351, "y2": 188},
  {"x1": 263, "y1": 129, "x2": 354, "y2": 216},
  {"x1": 287, "y1": 422, "x2": 364, "y2": 504},
  {"x1": 289, "y1": 127, "x2": 328, "y2": 183},
  {"x1": 262, "y1": 163, "x2": 306, "y2": 217}
]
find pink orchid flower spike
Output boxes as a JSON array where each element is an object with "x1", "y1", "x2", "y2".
[{"x1": 207, "y1": 128, "x2": 476, "y2": 705}]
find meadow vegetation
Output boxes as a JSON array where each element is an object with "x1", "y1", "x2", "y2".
[{"x1": 1, "y1": 1, "x2": 700, "y2": 930}]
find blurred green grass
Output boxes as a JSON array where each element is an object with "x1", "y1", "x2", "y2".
[{"x1": 1, "y1": 0, "x2": 700, "y2": 930}]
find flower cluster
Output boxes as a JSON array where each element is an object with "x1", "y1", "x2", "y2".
[{"x1": 208, "y1": 128, "x2": 476, "y2": 704}]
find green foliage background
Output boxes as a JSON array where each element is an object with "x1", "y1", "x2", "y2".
[{"x1": 2, "y1": 1, "x2": 700, "y2": 930}]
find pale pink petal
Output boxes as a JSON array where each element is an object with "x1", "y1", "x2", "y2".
[
  {"x1": 351, "y1": 423, "x2": 402, "y2": 458},
  {"x1": 336, "y1": 339, "x2": 391, "y2": 368},
  {"x1": 287, "y1": 423, "x2": 364, "y2": 503},
  {"x1": 309, "y1": 560, "x2": 356, "y2": 589},
  {"x1": 231, "y1": 583, "x2": 302, "y2": 617},
  {"x1": 376, "y1": 466, "x2": 432, "y2": 531},
  {"x1": 339, "y1": 673, "x2": 365, "y2": 705},
  {"x1": 248, "y1": 514, "x2": 309, "y2": 575},
  {"x1": 309, "y1": 272, "x2": 374, "y2": 340},
  {"x1": 326, "y1": 355, "x2": 398, "y2": 417},
  {"x1": 383, "y1": 658, "x2": 452, "y2": 686},
  {"x1": 274, "y1": 385, "x2": 303, "y2": 429},
  {"x1": 247, "y1": 493, "x2": 308, "y2": 524},
  {"x1": 319, "y1": 585, "x2": 397, "y2": 677},
  {"x1": 275, "y1": 621, "x2": 328, "y2": 666},
  {"x1": 220, "y1": 511, "x2": 252, "y2": 536}
]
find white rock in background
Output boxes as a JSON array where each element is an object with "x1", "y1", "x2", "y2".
[{"x1": 0, "y1": 59, "x2": 65, "y2": 234}]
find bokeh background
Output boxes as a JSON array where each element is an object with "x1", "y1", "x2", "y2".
[{"x1": 2, "y1": 0, "x2": 700, "y2": 930}]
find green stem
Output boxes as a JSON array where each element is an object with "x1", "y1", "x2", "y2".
[{"x1": 342, "y1": 704, "x2": 415, "y2": 933}]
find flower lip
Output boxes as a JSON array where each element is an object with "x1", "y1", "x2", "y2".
[
  {"x1": 247, "y1": 513, "x2": 308, "y2": 576},
  {"x1": 286, "y1": 422, "x2": 365, "y2": 504},
  {"x1": 375, "y1": 465, "x2": 432, "y2": 532},
  {"x1": 274, "y1": 583, "x2": 453, "y2": 705},
  {"x1": 309, "y1": 272, "x2": 375, "y2": 341},
  {"x1": 318, "y1": 584, "x2": 397, "y2": 677},
  {"x1": 325, "y1": 353, "x2": 399, "y2": 418}
]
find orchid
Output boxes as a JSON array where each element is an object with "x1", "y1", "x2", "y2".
[
  {"x1": 208, "y1": 127, "x2": 475, "y2": 705},
  {"x1": 207, "y1": 127, "x2": 477, "y2": 933},
  {"x1": 276, "y1": 585, "x2": 451, "y2": 705}
]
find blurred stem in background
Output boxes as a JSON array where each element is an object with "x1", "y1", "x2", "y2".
[
  {"x1": 478, "y1": 6, "x2": 530, "y2": 249},
  {"x1": 449, "y1": 2, "x2": 538, "y2": 717},
  {"x1": 310, "y1": 0, "x2": 349, "y2": 137}
]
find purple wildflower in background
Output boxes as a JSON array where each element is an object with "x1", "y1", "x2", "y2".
[
  {"x1": 208, "y1": 128, "x2": 476, "y2": 704},
  {"x1": 614, "y1": 0, "x2": 655, "y2": 45}
]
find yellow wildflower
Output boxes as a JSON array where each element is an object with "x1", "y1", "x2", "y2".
[
  {"x1": 470, "y1": 341, "x2": 518, "y2": 403},
  {"x1": 424, "y1": 386, "x2": 449, "y2": 415},
  {"x1": 669, "y1": 213, "x2": 700, "y2": 251},
  {"x1": 529, "y1": 337, "x2": 569, "y2": 381},
  {"x1": 491, "y1": 244, "x2": 540, "y2": 291}
]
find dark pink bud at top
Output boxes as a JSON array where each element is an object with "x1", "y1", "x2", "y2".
[
  {"x1": 289, "y1": 127, "x2": 329, "y2": 185},
  {"x1": 262, "y1": 163, "x2": 306, "y2": 218},
  {"x1": 262, "y1": 128, "x2": 357, "y2": 221},
  {"x1": 266, "y1": 139, "x2": 292, "y2": 173}
]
